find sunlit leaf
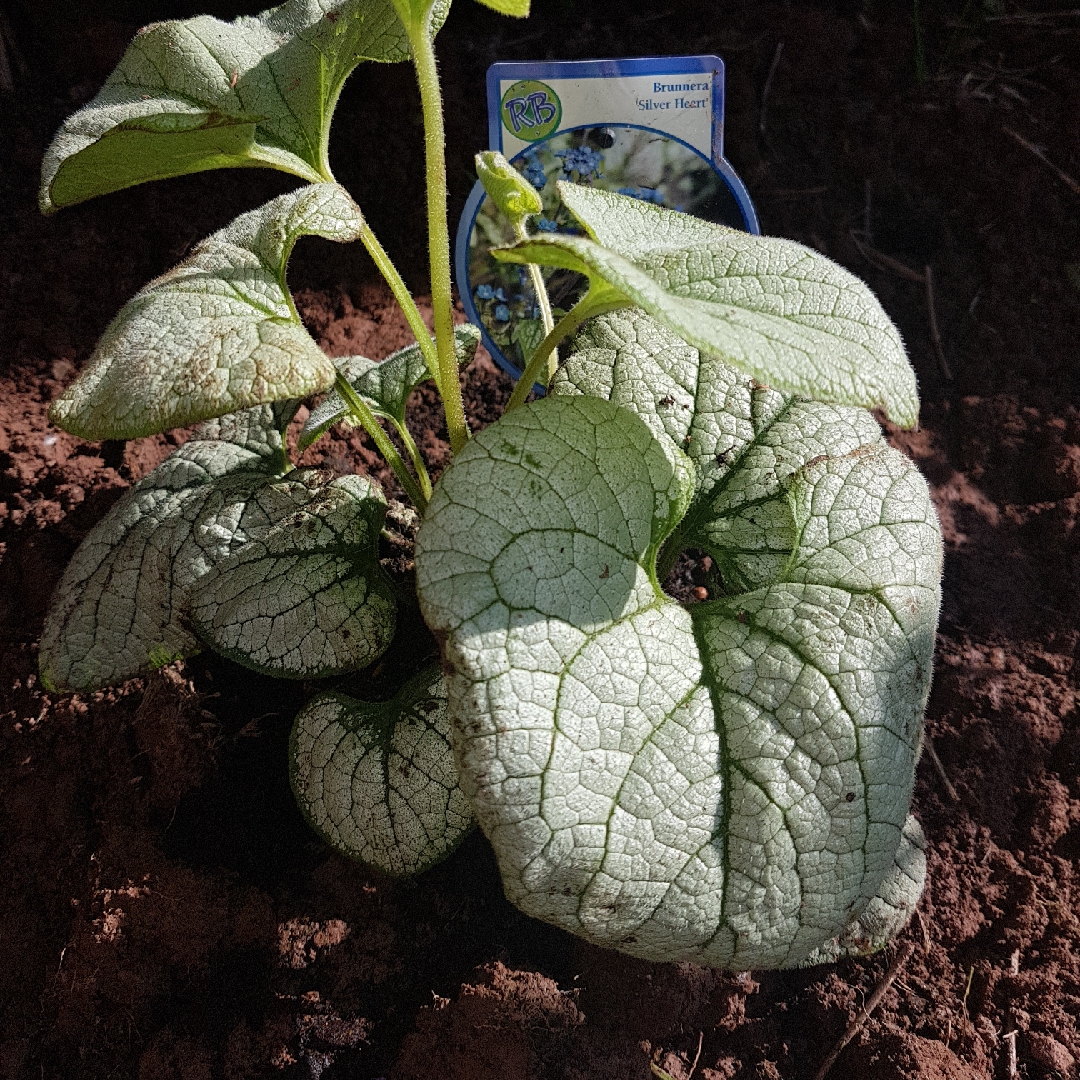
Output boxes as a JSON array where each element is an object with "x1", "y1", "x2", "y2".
[
  {"x1": 40, "y1": 0, "x2": 448, "y2": 210},
  {"x1": 49, "y1": 184, "x2": 360, "y2": 441},
  {"x1": 40, "y1": 405, "x2": 296, "y2": 691},
  {"x1": 417, "y1": 360, "x2": 941, "y2": 965},
  {"x1": 496, "y1": 183, "x2": 921, "y2": 428}
]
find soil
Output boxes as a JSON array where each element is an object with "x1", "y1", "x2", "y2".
[{"x1": 2, "y1": 1, "x2": 1080, "y2": 1078}]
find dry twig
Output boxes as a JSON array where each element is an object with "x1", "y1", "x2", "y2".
[
  {"x1": 813, "y1": 941, "x2": 915, "y2": 1080},
  {"x1": 1004, "y1": 125, "x2": 1080, "y2": 197},
  {"x1": 925, "y1": 265, "x2": 953, "y2": 381},
  {"x1": 687, "y1": 1032, "x2": 704, "y2": 1080},
  {"x1": 913, "y1": 907, "x2": 932, "y2": 954},
  {"x1": 925, "y1": 734, "x2": 960, "y2": 803},
  {"x1": 850, "y1": 233, "x2": 926, "y2": 284},
  {"x1": 1003, "y1": 950, "x2": 1021, "y2": 1079},
  {"x1": 760, "y1": 41, "x2": 784, "y2": 136}
]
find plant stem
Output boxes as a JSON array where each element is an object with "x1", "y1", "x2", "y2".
[
  {"x1": 506, "y1": 289, "x2": 624, "y2": 412},
  {"x1": 389, "y1": 415, "x2": 433, "y2": 502},
  {"x1": 406, "y1": 10, "x2": 469, "y2": 455},
  {"x1": 360, "y1": 222, "x2": 440, "y2": 385},
  {"x1": 514, "y1": 220, "x2": 557, "y2": 379},
  {"x1": 335, "y1": 372, "x2": 428, "y2": 513}
]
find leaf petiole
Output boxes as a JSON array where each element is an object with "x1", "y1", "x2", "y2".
[
  {"x1": 514, "y1": 220, "x2": 557, "y2": 379},
  {"x1": 334, "y1": 372, "x2": 428, "y2": 513},
  {"x1": 506, "y1": 285, "x2": 627, "y2": 412},
  {"x1": 387, "y1": 414, "x2": 433, "y2": 502},
  {"x1": 360, "y1": 222, "x2": 441, "y2": 387}
]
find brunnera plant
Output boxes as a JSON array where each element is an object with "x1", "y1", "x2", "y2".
[{"x1": 39, "y1": 0, "x2": 942, "y2": 968}]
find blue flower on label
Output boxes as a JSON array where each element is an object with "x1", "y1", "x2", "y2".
[
  {"x1": 494, "y1": 304, "x2": 511, "y2": 322},
  {"x1": 522, "y1": 159, "x2": 547, "y2": 190},
  {"x1": 494, "y1": 287, "x2": 507, "y2": 302},
  {"x1": 554, "y1": 146, "x2": 604, "y2": 180},
  {"x1": 532, "y1": 305, "x2": 541, "y2": 319},
  {"x1": 616, "y1": 186, "x2": 664, "y2": 204},
  {"x1": 536, "y1": 217, "x2": 558, "y2": 232},
  {"x1": 475, "y1": 284, "x2": 495, "y2": 300}
]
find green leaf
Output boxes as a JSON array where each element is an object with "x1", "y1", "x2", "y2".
[
  {"x1": 298, "y1": 324, "x2": 480, "y2": 452},
  {"x1": 41, "y1": 402, "x2": 398, "y2": 691},
  {"x1": 495, "y1": 183, "x2": 921, "y2": 428},
  {"x1": 49, "y1": 184, "x2": 360, "y2": 442},
  {"x1": 473, "y1": 0, "x2": 530, "y2": 14},
  {"x1": 39, "y1": 0, "x2": 447, "y2": 211},
  {"x1": 190, "y1": 471, "x2": 395, "y2": 677},
  {"x1": 416, "y1": 378, "x2": 941, "y2": 966},
  {"x1": 476, "y1": 150, "x2": 543, "y2": 224},
  {"x1": 290, "y1": 664, "x2": 474, "y2": 874},
  {"x1": 511, "y1": 317, "x2": 546, "y2": 364},
  {"x1": 40, "y1": 408, "x2": 291, "y2": 692}
]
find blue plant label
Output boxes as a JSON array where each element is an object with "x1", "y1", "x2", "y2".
[{"x1": 456, "y1": 56, "x2": 759, "y2": 382}]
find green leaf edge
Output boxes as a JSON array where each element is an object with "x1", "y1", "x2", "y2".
[{"x1": 298, "y1": 323, "x2": 481, "y2": 452}]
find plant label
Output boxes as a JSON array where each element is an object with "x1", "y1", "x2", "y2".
[{"x1": 456, "y1": 56, "x2": 759, "y2": 380}]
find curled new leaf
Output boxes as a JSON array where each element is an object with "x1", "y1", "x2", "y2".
[
  {"x1": 476, "y1": 151, "x2": 543, "y2": 224},
  {"x1": 190, "y1": 472, "x2": 395, "y2": 678},
  {"x1": 416, "y1": 364, "x2": 941, "y2": 966},
  {"x1": 39, "y1": 0, "x2": 449, "y2": 211},
  {"x1": 290, "y1": 664, "x2": 474, "y2": 874},
  {"x1": 299, "y1": 324, "x2": 480, "y2": 452},
  {"x1": 49, "y1": 184, "x2": 360, "y2": 441},
  {"x1": 495, "y1": 183, "x2": 921, "y2": 428}
]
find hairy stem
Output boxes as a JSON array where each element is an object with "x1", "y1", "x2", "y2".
[
  {"x1": 514, "y1": 221, "x2": 557, "y2": 379},
  {"x1": 407, "y1": 11, "x2": 469, "y2": 455},
  {"x1": 335, "y1": 372, "x2": 428, "y2": 513},
  {"x1": 360, "y1": 223, "x2": 440, "y2": 385},
  {"x1": 389, "y1": 415, "x2": 433, "y2": 502},
  {"x1": 505, "y1": 290, "x2": 625, "y2": 412}
]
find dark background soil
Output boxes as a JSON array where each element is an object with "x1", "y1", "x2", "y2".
[{"x1": 3, "y1": 1, "x2": 1080, "y2": 1078}]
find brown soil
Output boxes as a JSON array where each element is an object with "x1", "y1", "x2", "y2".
[{"x1": 3, "y1": 2, "x2": 1080, "y2": 1078}]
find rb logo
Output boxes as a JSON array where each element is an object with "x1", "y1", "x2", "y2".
[{"x1": 500, "y1": 80, "x2": 562, "y2": 142}]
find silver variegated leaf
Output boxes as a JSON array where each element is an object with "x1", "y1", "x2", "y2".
[
  {"x1": 49, "y1": 184, "x2": 360, "y2": 441},
  {"x1": 291, "y1": 664, "x2": 474, "y2": 874},
  {"x1": 40, "y1": 0, "x2": 449, "y2": 211},
  {"x1": 495, "y1": 183, "x2": 921, "y2": 428},
  {"x1": 190, "y1": 471, "x2": 395, "y2": 677},
  {"x1": 416, "y1": 356, "x2": 941, "y2": 967}
]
